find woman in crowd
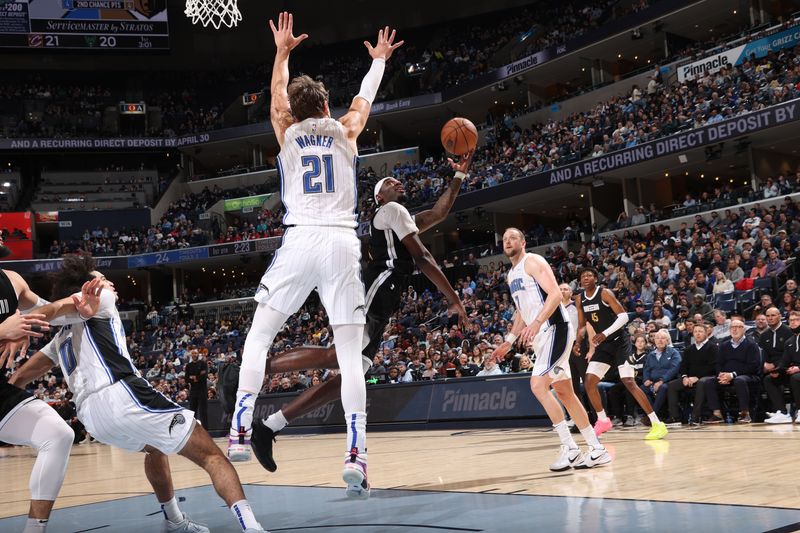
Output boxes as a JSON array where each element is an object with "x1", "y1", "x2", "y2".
[
  {"x1": 750, "y1": 256, "x2": 767, "y2": 279},
  {"x1": 516, "y1": 354, "x2": 534, "y2": 373},
  {"x1": 649, "y1": 306, "x2": 671, "y2": 329},
  {"x1": 713, "y1": 271, "x2": 734, "y2": 294}
]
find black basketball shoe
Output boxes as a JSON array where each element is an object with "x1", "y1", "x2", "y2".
[{"x1": 250, "y1": 418, "x2": 279, "y2": 472}]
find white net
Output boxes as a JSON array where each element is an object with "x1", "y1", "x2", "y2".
[{"x1": 185, "y1": 0, "x2": 242, "y2": 30}]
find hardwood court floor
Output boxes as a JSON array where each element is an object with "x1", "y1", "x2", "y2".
[{"x1": 1, "y1": 424, "x2": 799, "y2": 530}]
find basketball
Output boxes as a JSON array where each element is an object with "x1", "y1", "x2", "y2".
[{"x1": 441, "y1": 117, "x2": 478, "y2": 155}]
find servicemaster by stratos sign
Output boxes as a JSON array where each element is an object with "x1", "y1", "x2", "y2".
[{"x1": 678, "y1": 24, "x2": 800, "y2": 82}]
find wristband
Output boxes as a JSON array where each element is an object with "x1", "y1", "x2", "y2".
[
  {"x1": 454, "y1": 171, "x2": 466, "y2": 180},
  {"x1": 505, "y1": 333, "x2": 517, "y2": 344}
]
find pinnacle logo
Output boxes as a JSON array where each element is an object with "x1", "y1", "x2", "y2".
[
  {"x1": 553, "y1": 365, "x2": 564, "y2": 375},
  {"x1": 168, "y1": 413, "x2": 185, "y2": 435},
  {"x1": 441, "y1": 387, "x2": 518, "y2": 412}
]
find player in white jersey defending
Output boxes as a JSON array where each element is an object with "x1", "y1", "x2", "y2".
[
  {"x1": 11, "y1": 255, "x2": 268, "y2": 533},
  {"x1": 491, "y1": 228, "x2": 610, "y2": 471},
  {"x1": 0, "y1": 255, "x2": 102, "y2": 533},
  {"x1": 227, "y1": 12, "x2": 403, "y2": 496}
]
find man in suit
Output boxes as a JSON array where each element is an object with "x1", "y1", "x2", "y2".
[
  {"x1": 665, "y1": 324, "x2": 718, "y2": 425},
  {"x1": 701, "y1": 319, "x2": 761, "y2": 424}
]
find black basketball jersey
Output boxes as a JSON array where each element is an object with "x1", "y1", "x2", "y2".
[
  {"x1": 0, "y1": 269, "x2": 33, "y2": 418},
  {"x1": 368, "y1": 203, "x2": 415, "y2": 276},
  {"x1": 0, "y1": 269, "x2": 17, "y2": 324},
  {"x1": 580, "y1": 287, "x2": 622, "y2": 341}
]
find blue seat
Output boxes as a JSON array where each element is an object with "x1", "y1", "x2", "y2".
[{"x1": 717, "y1": 298, "x2": 736, "y2": 313}]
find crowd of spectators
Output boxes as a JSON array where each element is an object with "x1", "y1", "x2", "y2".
[{"x1": 0, "y1": 0, "x2": 656, "y2": 139}]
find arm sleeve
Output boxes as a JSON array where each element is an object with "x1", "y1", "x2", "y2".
[
  {"x1": 355, "y1": 58, "x2": 386, "y2": 106},
  {"x1": 374, "y1": 203, "x2": 419, "y2": 241},
  {"x1": 41, "y1": 338, "x2": 59, "y2": 365},
  {"x1": 601, "y1": 312, "x2": 629, "y2": 338}
]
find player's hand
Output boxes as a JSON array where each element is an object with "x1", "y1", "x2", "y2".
[
  {"x1": 0, "y1": 337, "x2": 28, "y2": 370},
  {"x1": 585, "y1": 348, "x2": 595, "y2": 361},
  {"x1": 75, "y1": 278, "x2": 103, "y2": 319},
  {"x1": 447, "y1": 150, "x2": 474, "y2": 175},
  {"x1": 788, "y1": 366, "x2": 800, "y2": 375},
  {"x1": 519, "y1": 321, "x2": 541, "y2": 347},
  {"x1": 269, "y1": 12, "x2": 308, "y2": 53},
  {"x1": 0, "y1": 310, "x2": 49, "y2": 341},
  {"x1": 448, "y1": 300, "x2": 468, "y2": 330},
  {"x1": 572, "y1": 342, "x2": 581, "y2": 357},
  {"x1": 491, "y1": 341, "x2": 511, "y2": 363},
  {"x1": 364, "y1": 26, "x2": 404, "y2": 61},
  {"x1": 682, "y1": 377, "x2": 690, "y2": 387},
  {"x1": 591, "y1": 332, "x2": 606, "y2": 346}
]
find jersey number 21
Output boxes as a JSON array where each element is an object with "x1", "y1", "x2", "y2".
[{"x1": 302, "y1": 154, "x2": 335, "y2": 194}]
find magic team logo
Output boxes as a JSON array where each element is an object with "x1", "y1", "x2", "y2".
[{"x1": 168, "y1": 413, "x2": 185, "y2": 435}]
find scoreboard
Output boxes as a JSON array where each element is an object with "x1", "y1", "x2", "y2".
[{"x1": 0, "y1": 0, "x2": 169, "y2": 50}]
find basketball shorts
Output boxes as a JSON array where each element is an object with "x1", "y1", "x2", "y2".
[
  {"x1": 256, "y1": 226, "x2": 366, "y2": 325},
  {"x1": 77, "y1": 376, "x2": 195, "y2": 455},
  {"x1": 586, "y1": 334, "x2": 635, "y2": 379},
  {"x1": 530, "y1": 322, "x2": 574, "y2": 382},
  {"x1": 361, "y1": 267, "x2": 406, "y2": 360}
]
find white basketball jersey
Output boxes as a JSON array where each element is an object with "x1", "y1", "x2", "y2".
[
  {"x1": 41, "y1": 290, "x2": 137, "y2": 409},
  {"x1": 507, "y1": 253, "x2": 568, "y2": 327},
  {"x1": 278, "y1": 117, "x2": 358, "y2": 228}
]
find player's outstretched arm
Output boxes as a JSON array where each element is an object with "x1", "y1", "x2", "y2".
[
  {"x1": 414, "y1": 150, "x2": 474, "y2": 234},
  {"x1": 340, "y1": 26, "x2": 403, "y2": 144},
  {"x1": 8, "y1": 351, "x2": 55, "y2": 388},
  {"x1": 401, "y1": 232, "x2": 466, "y2": 328},
  {"x1": 269, "y1": 11, "x2": 308, "y2": 146},
  {"x1": 32, "y1": 278, "x2": 103, "y2": 325}
]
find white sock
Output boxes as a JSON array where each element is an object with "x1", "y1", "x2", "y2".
[
  {"x1": 647, "y1": 411, "x2": 660, "y2": 424},
  {"x1": 23, "y1": 518, "x2": 48, "y2": 533},
  {"x1": 580, "y1": 425, "x2": 603, "y2": 449},
  {"x1": 265, "y1": 410, "x2": 288, "y2": 432},
  {"x1": 553, "y1": 421, "x2": 578, "y2": 450},
  {"x1": 597, "y1": 410, "x2": 608, "y2": 421},
  {"x1": 231, "y1": 499, "x2": 261, "y2": 532},
  {"x1": 345, "y1": 411, "x2": 367, "y2": 454},
  {"x1": 160, "y1": 496, "x2": 182, "y2": 523},
  {"x1": 230, "y1": 391, "x2": 256, "y2": 438}
]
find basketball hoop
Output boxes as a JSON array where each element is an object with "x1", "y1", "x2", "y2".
[{"x1": 185, "y1": 0, "x2": 242, "y2": 30}]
